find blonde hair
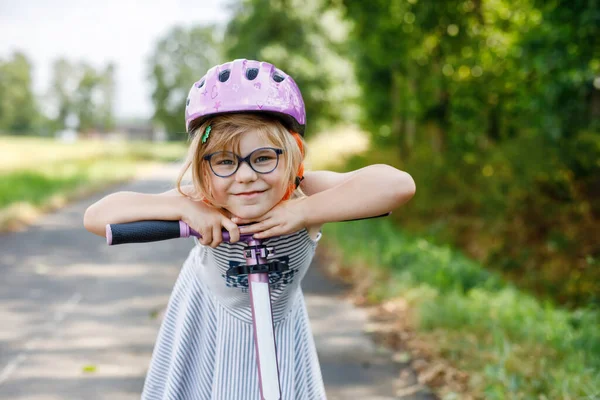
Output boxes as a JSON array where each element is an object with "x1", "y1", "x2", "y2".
[{"x1": 176, "y1": 113, "x2": 306, "y2": 207}]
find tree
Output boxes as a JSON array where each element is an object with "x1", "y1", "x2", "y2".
[
  {"x1": 74, "y1": 63, "x2": 101, "y2": 132},
  {"x1": 48, "y1": 58, "x2": 77, "y2": 131},
  {"x1": 148, "y1": 25, "x2": 222, "y2": 139},
  {"x1": 48, "y1": 59, "x2": 116, "y2": 133},
  {"x1": 225, "y1": 0, "x2": 359, "y2": 134},
  {"x1": 517, "y1": 0, "x2": 600, "y2": 139},
  {"x1": 98, "y1": 63, "x2": 116, "y2": 131},
  {"x1": 338, "y1": 0, "x2": 599, "y2": 155},
  {"x1": 0, "y1": 52, "x2": 38, "y2": 134}
]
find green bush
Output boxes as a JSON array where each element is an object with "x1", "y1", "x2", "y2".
[{"x1": 339, "y1": 132, "x2": 599, "y2": 307}]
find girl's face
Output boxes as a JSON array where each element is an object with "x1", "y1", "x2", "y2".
[{"x1": 208, "y1": 129, "x2": 288, "y2": 219}]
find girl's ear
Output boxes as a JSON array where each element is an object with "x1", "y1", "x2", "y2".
[
  {"x1": 291, "y1": 131, "x2": 305, "y2": 186},
  {"x1": 279, "y1": 131, "x2": 305, "y2": 202}
]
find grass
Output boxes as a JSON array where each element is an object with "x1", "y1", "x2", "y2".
[
  {"x1": 0, "y1": 135, "x2": 186, "y2": 231},
  {"x1": 323, "y1": 212, "x2": 599, "y2": 399}
]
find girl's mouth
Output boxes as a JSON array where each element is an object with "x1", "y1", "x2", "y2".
[{"x1": 235, "y1": 190, "x2": 266, "y2": 198}]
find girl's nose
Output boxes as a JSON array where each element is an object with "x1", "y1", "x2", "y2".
[{"x1": 235, "y1": 161, "x2": 258, "y2": 183}]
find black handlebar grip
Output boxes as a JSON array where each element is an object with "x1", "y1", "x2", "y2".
[{"x1": 107, "y1": 220, "x2": 184, "y2": 245}]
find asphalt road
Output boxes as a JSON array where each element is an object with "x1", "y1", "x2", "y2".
[{"x1": 0, "y1": 164, "x2": 435, "y2": 400}]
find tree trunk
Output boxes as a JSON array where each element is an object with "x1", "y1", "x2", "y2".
[
  {"x1": 590, "y1": 80, "x2": 600, "y2": 124},
  {"x1": 488, "y1": 101, "x2": 501, "y2": 142},
  {"x1": 430, "y1": 52, "x2": 449, "y2": 153},
  {"x1": 404, "y1": 74, "x2": 417, "y2": 158},
  {"x1": 391, "y1": 68, "x2": 406, "y2": 158},
  {"x1": 427, "y1": 121, "x2": 444, "y2": 153}
]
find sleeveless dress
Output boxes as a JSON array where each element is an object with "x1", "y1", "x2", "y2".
[{"x1": 141, "y1": 228, "x2": 327, "y2": 400}]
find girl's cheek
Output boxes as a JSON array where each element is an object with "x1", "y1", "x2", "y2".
[
  {"x1": 214, "y1": 185, "x2": 228, "y2": 200},
  {"x1": 208, "y1": 180, "x2": 227, "y2": 202}
]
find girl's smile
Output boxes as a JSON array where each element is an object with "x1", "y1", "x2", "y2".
[{"x1": 234, "y1": 190, "x2": 267, "y2": 198}]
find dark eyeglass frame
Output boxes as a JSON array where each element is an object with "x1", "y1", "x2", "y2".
[{"x1": 203, "y1": 147, "x2": 284, "y2": 178}]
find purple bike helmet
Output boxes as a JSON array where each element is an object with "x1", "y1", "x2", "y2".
[{"x1": 185, "y1": 59, "x2": 306, "y2": 135}]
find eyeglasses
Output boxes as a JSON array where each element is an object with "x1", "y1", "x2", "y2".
[{"x1": 203, "y1": 147, "x2": 284, "y2": 178}]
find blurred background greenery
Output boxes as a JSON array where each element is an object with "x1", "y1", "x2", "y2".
[{"x1": 1, "y1": 0, "x2": 598, "y2": 398}]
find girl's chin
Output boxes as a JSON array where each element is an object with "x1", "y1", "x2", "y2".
[
  {"x1": 223, "y1": 191, "x2": 285, "y2": 219},
  {"x1": 227, "y1": 204, "x2": 273, "y2": 220}
]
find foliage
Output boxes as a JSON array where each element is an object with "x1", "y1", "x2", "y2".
[
  {"x1": 338, "y1": 0, "x2": 599, "y2": 151},
  {"x1": 224, "y1": 0, "x2": 360, "y2": 134},
  {"x1": 47, "y1": 59, "x2": 76, "y2": 132},
  {"x1": 323, "y1": 218, "x2": 600, "y2": 398},
  {"x1": 340, "y1": 131, "x2": 599, "y2": 307},
  {"x1": 75, "y1": 63, "x2": 116, "y2": 132},
  {"x1": 321, "y1": 0, "x2": 600, "y2": 307},
  {"x1": 0, "y1": 52, "x2": 38, "y2": 134},
  {"x1": 47, "y1": 58, "x2": 116, "y2": 133},
  {"x1": 147, "y1": 25, "x2": 222, "y2": 138}
]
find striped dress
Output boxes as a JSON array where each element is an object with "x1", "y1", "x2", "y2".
[{"x1": 141, "y1": 228, "x2": 327, "y2": 400}]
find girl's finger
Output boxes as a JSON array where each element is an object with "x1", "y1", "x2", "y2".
[
  {"x1": 232, "y1": 213, "x2": 268, "y2": 225},
  {"x1": 253, "y1": 226, "x2": 281, "y2": 239},
  {"x1": 200, "y1": 228, "x2": 212, "y2": 246},
  {"x1": 239, "y1": 218, "x2": 275, "y2": 234},
  {"x1": 211, "y1": 225, "x2": 222, "y2": 248},
  {"x1": 222, "y1": 218, "x2": 240, "y2": 243}
]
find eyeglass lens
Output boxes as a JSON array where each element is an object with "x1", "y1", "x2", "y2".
[{"x1": 210, "y1": 148, "x2": 279, "y2": 176}]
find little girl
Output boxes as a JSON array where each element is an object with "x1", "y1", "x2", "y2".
[{"x1": 84, "y1": 59, "x2": 415, "y2": 399}]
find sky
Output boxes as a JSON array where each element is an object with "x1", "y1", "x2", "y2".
[{"x1": 0, "y1": 0, "x2": 231, "y2": 119}]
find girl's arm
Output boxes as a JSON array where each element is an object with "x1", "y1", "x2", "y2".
[
  {"x1": 299, "y1": 164, "x2": 415, "y2": 225},
  {"x1": 84, "y1": 185, "x2": 240, "y2": 246},
  {"x1": 83, "y1": 190, "x2": 188, "y2": 237},
  {"x1": 235, "y1": 164, "x2": 415, "y2": 239}
]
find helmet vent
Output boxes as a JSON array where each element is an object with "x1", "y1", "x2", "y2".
[
  {"x1": 246, "y1": 68, "x2": 259, "y2": 80},
  {"x1": 218, "y1": 70, "x2": 231, "y2": 82},
  {"x1": 197, "y1": 80, "x2": 205, "y2": 88},
  {"x1": 272, "y1": 73, "x2": 285, "y2": 83}
]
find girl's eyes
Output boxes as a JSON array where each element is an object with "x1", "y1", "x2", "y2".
[
  {"x1": 216, "y1": 159, "x2": 235, "y2": 165},
  {"x1": 254, "y1": 156, "x2": 274, "y2": 163}
]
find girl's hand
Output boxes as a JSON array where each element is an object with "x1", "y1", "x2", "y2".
[
  {"x1": 180, "y1": 197, "x2": 240, "y2": 247},
  {"x1": 232, "y1": 198, "x2": 308, "y2": 239}
]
